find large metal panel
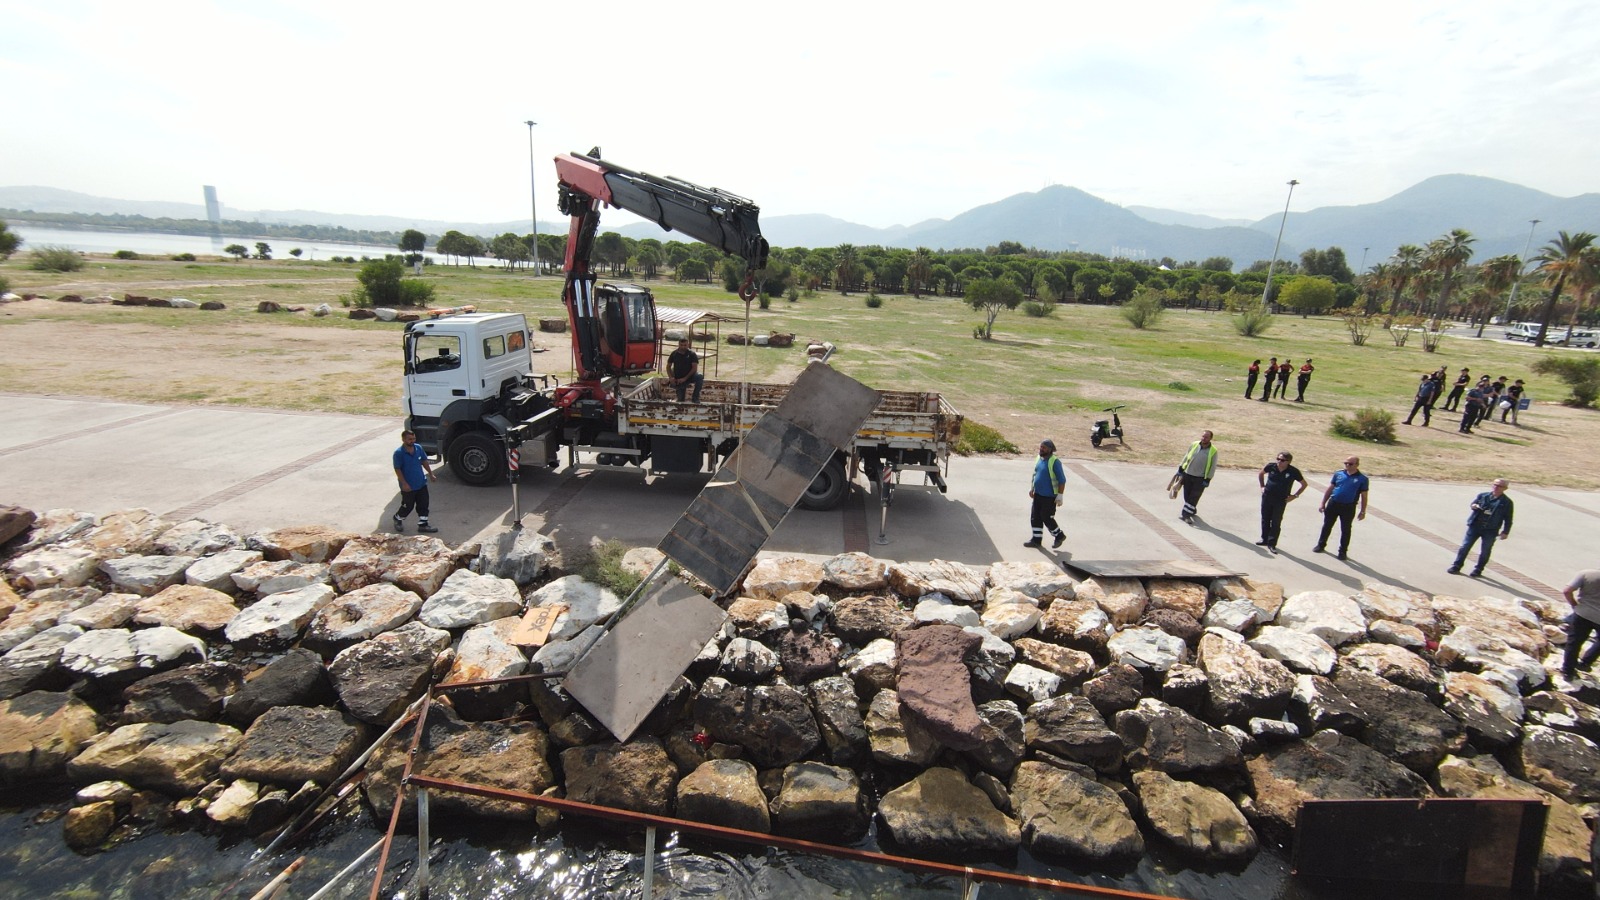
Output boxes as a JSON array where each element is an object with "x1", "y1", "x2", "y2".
[
  {"x1": 1064, "y1": 559, "x2": 1240, "y2": 579},
  {"x1": 563, "y1": 579, "x2": 728, "y2": 743},
  {"x1": 659, "y1": 364, "x2": 880, "y2": 595}
]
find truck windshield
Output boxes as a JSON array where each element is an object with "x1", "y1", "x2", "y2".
[{"x1": 413, "y1": 335, "x2": 462, "y2": 373}]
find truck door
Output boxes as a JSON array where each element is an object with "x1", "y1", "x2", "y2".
[{"x1": 404, "y1": 329, "x2": 468, "y2": 427}]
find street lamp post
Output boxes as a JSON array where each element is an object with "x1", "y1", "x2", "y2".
[
  {"x1": 1500, "y1": 218, "x2": 1540, "y2": 329},
  {"x1": 524, "y1": 119, "x2": 540, "y2": 276},
  {"x1": 1260, "y1": 179, "x2": 1299, "y2": 309}
]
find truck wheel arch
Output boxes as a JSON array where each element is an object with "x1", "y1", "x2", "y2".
[{"x1": 445, "y1": 429, "x2": 505, "y2": 486}]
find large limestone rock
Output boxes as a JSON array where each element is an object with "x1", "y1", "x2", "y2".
[
  {"x1": 1010, "y1": 761, "x2": 1144, "y2": 861},
  {"x1": 1203, "y1": 599, "x2": 1264, "y2": 633},
  {"x1": 1431, "y1": 594, "x2": 1547, "y2": 660},
  {"x1": 185, "y1": 549, "x2": 264, "y2": 593},
  {"x1": 743, "y1": 555, "x2": 825, "y2": 601},
  {"x1": 120, "y1": 663, "x2": 241, "y2": 725},
  {"x1": 1247, "y1": 625, "x2": 1337, "y2": 675},
  {"x1": 895, "y1": 624, "x2": 983, "y2": 751},
  {"x1": 676, "y1": 759, "x2": 770, "y2": 833},
  {"x1": 224, "y1": 583, "x2": 336, "y2": 646},
  {"x1": 1131, "y1": 770, "x2": 1257, "y2": 862},
  {"x1": 81, "y1": 509, "x2": 171, "y2": 557},
  {"x1": 1340, "y1": 643, "x2": 1436, "y2": 695},
  {"x1": 1081, "y1": 663, "x2": 1147, "y2": 717},
  {"x1": 222, "y1": 706, "x2": 366, "y2": 785},
  {"x1": 1210, "y1": 576, "x2": 1284, "y2": 622},
  {"x1": 968, "y1": 699, "x2": 1026, "y2": 778},
  {"x1": 562, "y1": 737, "x2": 677, "y2": 816},
  {"x1": 822, "y1": 551, "x2": 889, "y2": 592},
  {"x1": 986, "y1": 560, "x2": 1076, "y2": 601},
  {"x1": 0, "y1": 691, "x2": 100, "y2": 782},
  {"x1": 718, "y1": 637, "x2": 777, "y2": 684},
  {"x1": 841, "y1": 638, "x2": 897, "y2": 692},
  {"x1": 59, "y1": 627, "x2": 205, "y2": 684},
  {"x1": 978, "y1": 588, "x2": 1041, "y2": 640},
  {"x1": 0, "y1": 504, "x2": 38, "y2": 547},
  {"x1": 694, "y1": 677, "x2": 820, "y2": 767},
  {"x1": 1435, "y1": 754, "x2": 1593, "y2": 892},
  {"x1": 230, "y1": 559, "x2": 330, "y2": 595},
  {"x1": 250, "y1": 525, "x2": 356, "y2": 563},
  {"x1": 303, "y1": 582, "x2": 423, "y2": 655},
  {"x1": 0, "y1": 625, "x2": 83, "y2": 699},
  {"x1": 473, "y1": 527, "x2": 552, "y2": 586},
  {"x1": 1197, "y1": 632, "x2": 1294, "y2": 726},
  {"x1": 1076, "y1": 577, "x2": 1147, "y2": 627},
  {"x1": 726, "y1": 597, "x2": 787, "y2": 634},
  {"x1": 1511, "y1": 725, "x2": 1600, "y2": 803},
  {"x1": 328, "y1": 533, "x2": 455, "y2": 597},
  {"x1": 60, "y1": 592, "x2": 140, "y2": 630},
  {"x1": 367, "y1": 707, "x2": 554, "y2": 821},
  {"x1": 442, "y1": 617, "x2": 529, "y2": 720},
  {"x1": 1106, "y1": 625, "x2": 1187, "y2": 673},
  {"x1": 1012, "y1": 638, "x2": 1096, "y2": 684},
  {"x1": 771, "y1": 761, "x2": 868, "y2": 841},
  {"x1": 886, "y1": 560, "x2": 987, "y2": 604},
  {"x1": 913, "y1": 594, "x2": 980, "y2": 628},
  {"x1": 1434, "y1": 626, "x2": 1546, "y2": 692},
  {"x1": 1037, "y1": 599, "x2": 1113, "y2": 653},
  {"x1": 1245, "y1": 729, "x2": 1431, "y2": 844},
  {"x1": 155, "y1": 519, "x2": 242, "y2": 557},
  {"x1": 525, "y1": 575, "x2": 622, "y2": 641},
  {"x1": 1288, "y1": 674, "x2": 1368, "y2": 736},
  {"x1": 1147, "y1": 579, "x2": 1207, "y2": 621},
  {"x1": 1114, "y1": 698, "x2": 1244, "y2": 775},
  {"x1": 418, "y1": 569, "x2": 522, "y2": 630},
  {"x1": 99, "y1": 554, "x2": 196, "y2": 596},
  {"x1": 15, "y1": 509, "x2": 95, "y2": 551},
  {"x1": 1275, "y1": 590, "x2": 1366, "y2": 646},
  {"x1": 67, "y1": 720, "x2": 243, "y2": 794},
  {"x1": 808, "y1": 676, "x2": 868, "y2": 766},
  {"x1": 6, "y1": 543, "x2": 101, "y2": 591},
  {"x1": 864, "y1": 689, "x2": 941, "y2": 767},
  {"x1": 1024, "y1": 694, "x2": 1123, "y2": 773},
  {"x1": 1332, "y1": 669, "x2": 1464, "y2": 774},
  {"x1": 1004, "y1": 662, "x2": 1062, "y2": 704},
  {"x1": 831, "y1": 595, "x2": 913, "y2": 644},
  {"x1": 1355, "y1": 583, "x2": 1440, "y2": 639},
  {"x1": 134, "y1": 584, "x2": 239, "y2": 633},
  {"x1": 64, "y1": 800, "x2": 117, "y2": 849},
  {"x1": 328, "y1": 620, "x2": 451, "y2": 724},
  {"x1": 878, "y1": 767, "x2": 1020, "y2": 855},
  {"x1": 225, "y1": 648, "x2": 335, "y2": 726}
]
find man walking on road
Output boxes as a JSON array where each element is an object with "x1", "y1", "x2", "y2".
[
  {"x1": 1448, "y1": 478, "x2": 1513, "y2": 576},
  {"x1": 1257, "y1": 450, "x2": 1307, "y2": 554},
  {"x1": 1176, "y1": 430, "x2": 1218, "y2": 524},
  {"x1": 1024, "y1": 439, "x2": 1067, "y2": 549},
  {"x1": 1314, "y1": 456, "x2": 1368, "y2": 560},
  {"x1": 1403, "y1": 372, "x2": 1440, "y2": 426},
  {"x1": 1560, "y1": 567, "x2": 1600, "y2": 679},
  {"x1": 392, "y1": 430, "x2": 439, "y2": 533}
]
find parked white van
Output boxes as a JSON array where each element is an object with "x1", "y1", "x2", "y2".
[
  {"x1": 1554, "y1": 328, "x2": 1599, "y2": 348},
  {"x1": 1504, "y1": 323, "x2": 1541, "y2": 341}
]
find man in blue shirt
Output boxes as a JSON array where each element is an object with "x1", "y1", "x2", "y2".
[
  {"x1": 1448, "y1": 478, "x2": 1513, "y2": 577},
  {"x1": 392, "y1": 430, "x2": 439, "y2": 533},
  {"x1": 1313, "y1": 456, "x2": 1368, "y2": 560},
  {"x1": 1024, "y1": 439, "x2": 1067, "y2": 549}
]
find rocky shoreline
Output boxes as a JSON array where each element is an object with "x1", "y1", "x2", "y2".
[{"x1": 1, "y1": 504, "x2": 1596, "y2": 896}]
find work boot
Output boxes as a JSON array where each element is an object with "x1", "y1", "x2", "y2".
[
  {"x1": 392, "y1": 515, "x2": 405, "y2": 533},
  {"x1": 1052, "y1": 533, "x2": 1066, "y2": 549},
  {"x1": 1447, "y1": 566, "x2": 1462, "y2": 574},
  {"x1": 417, "y1": 522, "x2": 439, "y2": 534},
  {"x1": 1023, "y1": 538, "x2": 1043, "y2": 548}
]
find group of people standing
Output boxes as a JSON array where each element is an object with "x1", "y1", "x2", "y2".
[
  {"x1": 1245, "y1": 357, "x2": 1315, "y2": 403},
  {"x1": 1404, "y1": 367, "x2": 1526, "y2": 433}
]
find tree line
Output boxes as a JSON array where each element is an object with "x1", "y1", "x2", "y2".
[{"x1": 1, "y1": 209, "x2": 407, "y2": 248}]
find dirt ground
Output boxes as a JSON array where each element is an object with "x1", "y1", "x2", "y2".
[{"x1": 3, "y1": 292, "x2": 1598, "y2": 489}]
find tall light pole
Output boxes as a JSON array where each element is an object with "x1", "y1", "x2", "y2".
[
  {"x1": 1260, "y1": 179, "x2": 1299, "y2": 309},
  {"x1": 1501, "y1": 218, "x2": 1540, "y2": 328},
  {"x1": 524, "y1": 119, "x2": 540, "y2": 276},
  {"x1": 1360, "y1": 247, "x2": 1369, "y2": 274}
]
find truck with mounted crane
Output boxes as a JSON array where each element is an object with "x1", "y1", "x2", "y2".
[{"x1": 401, "y1": 150, "x2": 960, "y2": 511}]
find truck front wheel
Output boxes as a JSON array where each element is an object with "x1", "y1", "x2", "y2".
[
  {"x1": 798, "y1": 457, "x2": 849, "y2": 511},
  {"x1": 448, "y1": 432, "x2": 505, "y2": 486}
]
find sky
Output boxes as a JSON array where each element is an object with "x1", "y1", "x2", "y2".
[{"x1": 5, "y1": 0, "x2": 1599, "y2": 230}]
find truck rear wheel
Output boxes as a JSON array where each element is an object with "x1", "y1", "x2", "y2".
[
  {"x1": 448, "y1": 432, "x2": 504, "y2": 486},
  {"x1": 798, "y1": 457, "x2": 849, "y2": 511}
]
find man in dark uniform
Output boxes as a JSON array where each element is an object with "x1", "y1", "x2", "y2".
[
  {"x1": 1258, "y1": 357, "x2": 1277, "y2": 402},
  {"x1": 1443, "y1": 367, "x2": 1470, "y2": 411},
  {"x1": 1245, "y1": 360, "x2": 1261, "y2": 399},
  {"x1": 1256, "y1": 451, "x2": 1307, "y2": 554},
  {"x1": 1403, "y1": 372, "x2": 1439, "y2": 426},
  {"x1": 1294, "y1": 359, "x2": 1314, "y2": 402},
  {"x1": 1274, "y1": 357, "x2": 1293, "y2": 398},
  {"x1": 1459, "y1": 382, "x2": 1487, "y2": 434}
]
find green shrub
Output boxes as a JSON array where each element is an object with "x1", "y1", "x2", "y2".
[
  {"x1": 171, "y1": 252, "x2": 197, "y2": 262},
  {"x1": 1532, "y1": 356, "x2": 1600, "y2": 407},
  {"x1": 865, "y1": 293, "x2": 883, "y2": 309},
  {"x1": 28, "y1": 245, "x2": 85, "y2": 272},
  {"x1": 354, "y1": 258, "x2": 440, "y2": 308},
  {"x1": 953, "y1": 420, "x2": 1019, "y2": 456},
  {"x1": 398, "y1": 279, "x2": 437, "y2": 307},
  {"x1": 758, "y1": 293, "x2": 772, "y2": 310},
  {"x1": 578, "y1": 539, "x2": 642, "y2": 596},
  {"x1": 1331, "y1": 407, "x2": 1398, "y2": 444},
  {"x1": 1234, "y1": 307, "x2": 1275, "y2": 337},
  {"x1": 1167, "y1": 381, "x2": 1192, "y2": 392},
  {"x1": 112, "y1": 249, "x2": 138, "y2": 260},
  {"x1": 1120, "y1": 292, "x2": 1165, "y2": 329},
  {"x1": 786, "y1": 286, "x2": 799, "y2": 303},
  {"x1": 1021, "y1": 301, "x2": 1057, "y2": 318},
  {"x1": 0, "y1": 274, "x2": 9, "y2": 295}
]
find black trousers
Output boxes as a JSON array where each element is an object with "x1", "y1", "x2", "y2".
[
  {"x1": 1260, "y1": 494, "x2": 1289, "y2": 547},
  {"x1": 1443, "y1": 386, "x2": 1464, "y2": 410},
  {"x1": 1563, "y1": 613, "x2": 1600, "y2": 673},
  {"x1": 1030, "y1": 494, "x2": 1063, "y2": 537},
  {"x1": 1295, "y1": 376, "x2": 1310, "y2": 401},
  {"x1": 397, "y1": 486, "x2": 431, "y2": 519},
  {"x1": 1316, "y1": 500, "x2": 1356, "y2": 553},
  {"x1": 1245, "y1": 373, "x2": 1259, "y2": 398},
  {"x1": 1404, "y1": 398, "x2": 1431, "y2": 425},
  {"x1": 1180, "y1": 474, "x2": 1208, "y2": 518}
]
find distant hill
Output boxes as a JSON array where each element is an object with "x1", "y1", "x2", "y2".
[{"x1": 7, "y1": 174, "x2": 1599, "y2": 269}]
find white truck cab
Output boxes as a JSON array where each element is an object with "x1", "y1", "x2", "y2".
[{"x1": 403, "y1": 313, "x2": 535, "y2": 479}]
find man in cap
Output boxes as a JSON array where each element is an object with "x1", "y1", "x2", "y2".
[
  {"x1": 1175, "y1": 430, "x2": 1218, "y2": 524},
  {"x1": 1024, "y1": 439, "x2": 1067, "y2": 549}
]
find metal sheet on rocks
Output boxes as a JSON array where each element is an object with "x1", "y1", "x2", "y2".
[
  {"x1": 563, "y1": 578, "x2": 728, "y2": 743},
  {"x1": 1064, "y1": 559, "x2": 1239, "y2": 580},
  {"x1": 659, "y1": 364, "x2": 880, "y2": 596}
]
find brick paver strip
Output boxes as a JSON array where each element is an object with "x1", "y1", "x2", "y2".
[
  {"x1": 0, "y1": 407, "x2": 185, "y2": 458},
  {"x1": 1522, "y1": 488, "x2": 1600, "y2": 522},
  {"x1": 1364, "y1": 506, "x2": 1562, "y2": 602},
  {"x1": 164, "y1": 422, "x2": 397, "y2": 520},
  {"x1": 1066, "y1": 462, "x2": 1222, "y2": 568}
]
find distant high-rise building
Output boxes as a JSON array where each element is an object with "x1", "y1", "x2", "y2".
[{"x1": 202, "y1": 186, "x2": 221, "y2": 234}]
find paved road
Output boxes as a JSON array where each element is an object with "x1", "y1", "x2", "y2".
[{"x1": 3, "y1": 393, "x2": 1591, "y2": 603}]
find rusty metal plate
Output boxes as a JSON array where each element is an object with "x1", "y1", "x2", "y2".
[{"x1": 562, "y1": 579, "x2": 727, "y2": 743}]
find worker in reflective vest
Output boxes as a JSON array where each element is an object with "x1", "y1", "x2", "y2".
[
  {"x1": 1025, "y1": 440, "x2": 1067, "y2": 550},
  {"x1": 1176, "y1": 430, "x2": 1218, "y2": 524}
]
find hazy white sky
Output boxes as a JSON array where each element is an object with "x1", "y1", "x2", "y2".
[{"x1": 5, "y1": 0, "x2": 1598, "y2": 228}]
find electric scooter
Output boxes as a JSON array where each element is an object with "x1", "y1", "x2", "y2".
[{"x1": 1091, "y1": 405, "x2": 1126, "y2": 447}]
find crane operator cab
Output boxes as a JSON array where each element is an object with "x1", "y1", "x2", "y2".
[{"x1": 594, "y1": 283, "x2": 658, "y2": 376}]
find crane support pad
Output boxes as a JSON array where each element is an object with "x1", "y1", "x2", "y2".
[
  {"x1": 659, "y1": 364, "x2": 880, "y2": 596},
  {"x1": 563, "y1": 579, "x2": 728, "y2": 743}
]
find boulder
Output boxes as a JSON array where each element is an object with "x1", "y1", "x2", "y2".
[
  {"x1": 895, "y1": 624, "x2": 983, "y2": 751},
  {"x1": 250, "y1": 525, "x2": 355, "y2": 563},
  {"x1": 1356, "y1": 583, "x2": 1440, "y2": 639},
  {"x1": 0, "y1": 625, "x2": 83, "y2": 699},
  {"x1": 206, "y1": 779, "x2": 259, "y2": 828},
  {"x1": 743, "y1": 556, "x2": 825, "y2": 601},
  {"x1": 777, "y1": 627, "x2": 839, "y2": 684},
  {"x1": 1037, "y1": 599, "x2": 1113, "y2": 653},
  {"x1": 1143, "y1": 608, "x2": 1204, "y2": 644},
  {"x1": 1431, "y1": 594, "x2": 1546, "y2": 659},
  {"x1": 1197, "y1": 632, "x2": 1294, "y2": 726},
  {"x1": 913, "y1": 594, "x2": 981, "y2": 628},
  {"x1": 328, "y1": 620, "x2": 451, "y2": 724},
  {"x1": 1003, "y1": 663, "x2": 1061, "y2": 704},
  {"x1": 1435, "y1": 755, "x2": 1594, "y2": 892},
  {"x1": 1288, "y1": 674, "x2": 1368, "y2": 736},
  {"x1": 525, "y1": 575, "x2": 622, "y2": 641},
  {"x1": 1011, "y1": 638, "x2": 1096, "y2": 684},
  {"x1": 155, "y1": 520, "x2": 242, "y2": 556},
  {"x1": 225, "y1": 648, "x2": 334, "y2": 726},
  {"x1": 807, "y1": 676, "x2": 868, "y2": 766},
  {"x1": 222, "y1": 706, "x2": 366, "y2": 785},
  {"x1": 0, "y1": 691, "x2": 100, "y2": 782},
  {"x1": 1510, "y1": 725, "x2": 1600, "y2": 803},
  {"x1": 1024, "y1": 694, "x2": 1123, "y2": 773},
  {"x1": 230, "y1": 559, "x2": 331, "y2": 595},
  {"x1": 134, "y1": 584, "x2": 239, "y2": 633},
  {"x1": 718, "y1": 637, "x2": 778, "y2": 684},
  {"x1": 60, "y1": 592, "x2": 140, "y2": 630},
  {"x1": 1209, "y1": 576, "x2": 1284, "y2": 622},
  {"x1": 1114, "y1": 698, "x2": 1244, "y2": 775},
  {"x1": 978, "y1": 590, "x2": 1041, "y2": 640},
  {"x1": 1340, "y1": 643, "x2": 1437, "y2": 695},
  {"x1": 303, "y1": 582, "x2": 423, "y2": 655},
  {"x1": 780, "y1": 590, "x2": 832, "y2": 625},
  {"x1": 618, "y1": 546, "x2": 665, "y2": 582},
  {"x1": 81, "y1": 509, "x2": 171, "y2": 557},
  {"x1": 120, "y1": 663, "x2": 242, "y2": 725},
  {"x1": 6, "y1": 543, "x2": 101, "y2": 592},
  {"x1": 1131, "y1": 770, "x2": 1257, "y2": 862},
  {"x1": 1106, "y1": 625, "x2": 1187, "y2": 673},
  {"x1": 184, "y1": 549, "x2": 264, "y2": 593},
  {"x1": 442, "y1": 618, "x2": 529, "y2": 720},
  {"x1": 822, "y1": 551, "x2": 889, "y2": 592},
  {"x1": 1247, "y1": 625, "x2": 1337, "y2": 675},
  {"x1": 1076, "y1": 577, "x2": 1146, "y2": 627},
  {"x1": 886, "y1": 560, "x2": 987, "y2": 604},
  {"x1": 1244, "y1": 729, "x2": 1431, "y2": 845},
  {"x1": 1081, "y1": 662, "x2": 1147, "y2": 717},
  {"x1": 1160, "y1": 663, "x2": 1210, "y2": 712},
  {"x1": 1146, "y1": 579, "x2": 1208, "y2": 621},
  {"x1": 100, "y1": 554, "x2": 196, "y2": 596},
  {"x1": 1434, "y1": 626, "x2": 1546, "y2": 692},
  {"x1": 841, "y1": 638, "x2": 897, "y2": 692},
  {"x1": 770, "y1": 761, "x2": 868, "y2": 841},
  {"x1": 59, "y1": 627, "x2": 205, "y2": 684},
  {"x1": 64, "y1": 801, "x2": 117, "y2": 849},
  {"x1": 968, "y1": 699, "x2": 1026, "y2": 778},
  {"x1": 986, "y1": 560, "x2": 1076, "y2": 601},
  {"x1": 67, "y1": 720, "x2": 243, "y2": 794},
  {"x1": 693, "y1": 677, "x2": 820, "y2": 767},
  {"x1": 367, "y1": 706, "x2": 554, "y2": 821},
  {"x1": 1332, "y1": 669, "x2": 1464, "y2": 774},
  {"x1": 878, "y1": 767, "x2": 1019, "y2": 855},
  {"x1": 1202, "y1": 599, "x2": 1263, "y2": 633},
  {"x1": 1367, "y1": 619, "x2": 1428, "y2": 650},
  {"x1": 864, "y1": 689, "x2": 941, "y2": 767},
  {"x1": 327, "y1": 533, "x2": 455, "y2": 597},
  {"x1": 1275, "y1": 590, "x2": 1366, "y2": 646},
  {"x1": 418, "y1": 569, "x2": 522, "y2": 630},
  {"x1": 676, "y1": 759, "x2": 770, "y2": 833},
  {"x1": 224, "y1": 583, "x2": 336, "y2": 646},
  {"x1": 0, "y1": 505, "x2": 37, "y2": 546},
  {"x1": 1441, "y1": 672, "x2": 1522, "y2": 750},
  {"x1": 1010, "y1": 761, "x2": 1144, "y2": 861},
  {"x1": 16, "y1": 509, "x2": 95, "y2": 551},
  {"x1": 562, "y1": 737, "x2": 677, "y2": 816},
  {"x1": 1523, "y1": 690, "x2": 1600, "y2": 744},
  {"x1": 830, "y1": 595, "x2": 913, "y2": 644}
]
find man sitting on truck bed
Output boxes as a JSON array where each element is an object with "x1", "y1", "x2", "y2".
[{"x1": 668, "y1": 338, "x2": 704, "y2": 403}]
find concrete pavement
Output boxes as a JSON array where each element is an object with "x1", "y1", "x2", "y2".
[{"x1": 2, "y1": 393, "x2": 1591, "y2": 603}]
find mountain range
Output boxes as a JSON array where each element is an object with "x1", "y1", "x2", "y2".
[{"x1": 4, "y1": 175, "x2": 1598, "y2": 268}]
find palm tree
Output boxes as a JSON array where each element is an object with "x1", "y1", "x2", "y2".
[
  {"x1": 1532, "y1": 231, "x2": 1598, "y2": 347},
  {"x1": 834, "y1": 244, "x2": 859, "y2": 295},
  {"x1": 1388, "y1": 244, "x2": 1423, "y2": 313},
  {"x1": 1423, "y1": 229, "x2": 1475, "y2": 319},
  {"x1": 907, "y1": 247, "x2": 933, "y2": 298},
  {"x1": 1561, "y1": 246, "x2": 1600, "y2": 341},
  {"x1": 1474, "y1": 253, "x2": 1522, "y2": 337},
  {"x1": 1362, "y1": 263, "x2": 1389, "y2": 314}
]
